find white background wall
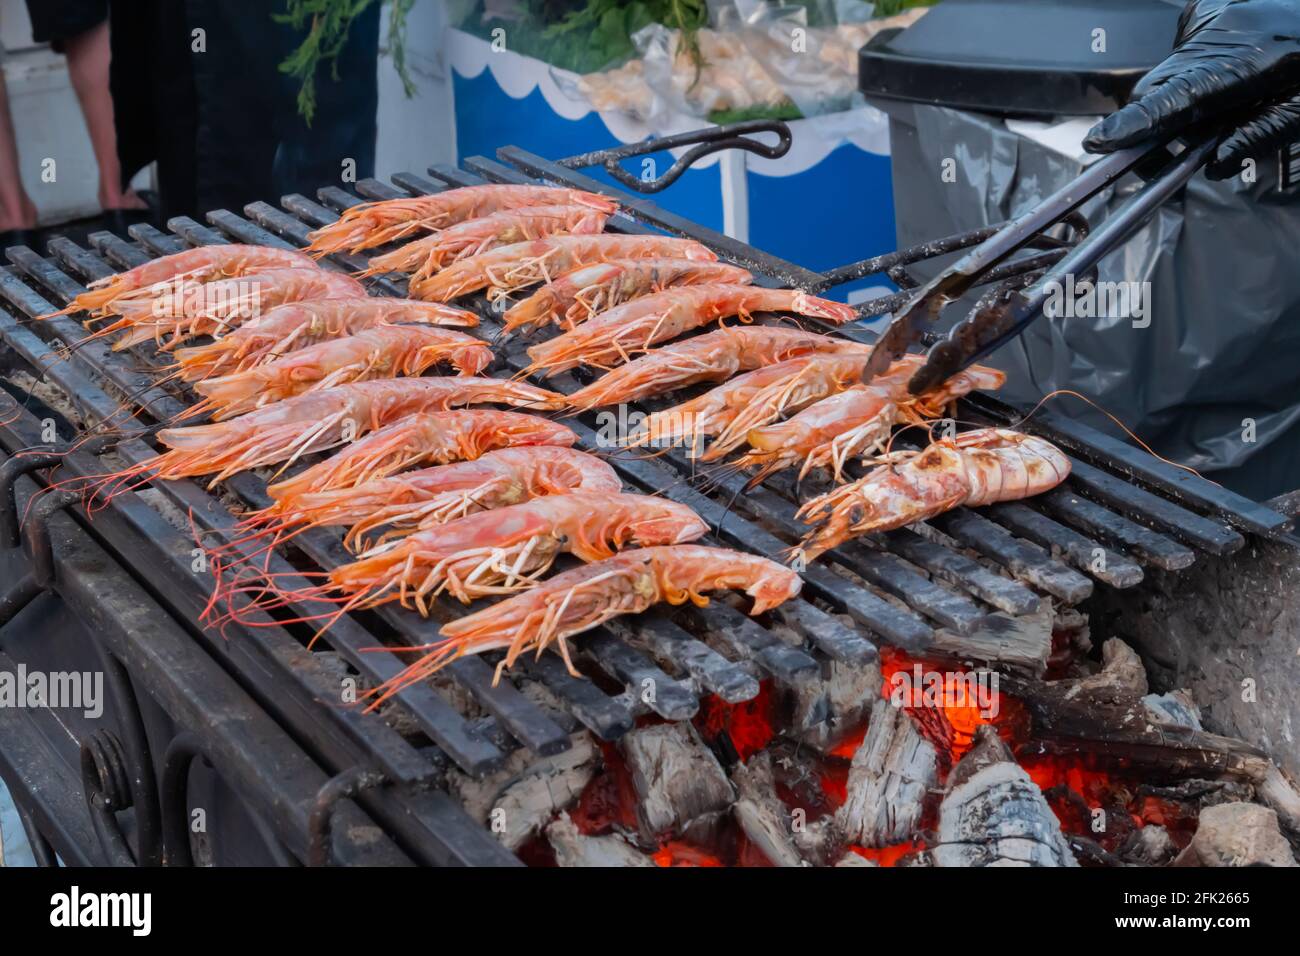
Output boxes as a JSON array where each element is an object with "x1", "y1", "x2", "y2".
[{"x1": 375, "y1": 0, "x2": 457, "y2": 180}]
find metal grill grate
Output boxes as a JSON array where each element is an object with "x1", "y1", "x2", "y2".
[{"x1": 0, "y1": 148, "x2": 1292, "y2": 865}]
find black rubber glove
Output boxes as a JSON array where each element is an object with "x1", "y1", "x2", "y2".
[{"x1": 1084, "y1": 0, "x2": 1300, "y2": 180}]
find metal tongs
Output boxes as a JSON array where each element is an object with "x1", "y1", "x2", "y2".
[{"x1": 863, "y1": 135, "x2": 1221, "y2": 395}]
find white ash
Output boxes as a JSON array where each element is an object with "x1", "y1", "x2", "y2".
[
  {"x1": 837, "y1": 698, "x2": 938, "y2": 847},
  {"x1": 547, "y1": 812, "x2": 654, "y2": 867},
  {"x1": 1142, "y1": 690, "x2": 1203, "y2": 732},
  {"x1": 932, "y1": 726, "x2": 1077, "y2": 868},
  {"x1": 620, "y1": 722, "x2": 734, "y2": 843},
  {"x1": 731, "y1": 751, "x2": 842, "y2": 867},
  {"x1": 448, "y1": 732, "x2": 598, "y2": 851},
  {"x1": 1173, "y1": 803, "x2": 1296, "y2": 867},
  {"x1": 834, "y1": 852, "x2": 877, "y2": 867},
  {"x1": 1119, "y1": 825, "x2": 1177, "y2": 866}
]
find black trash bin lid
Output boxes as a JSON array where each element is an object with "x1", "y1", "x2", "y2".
[{"x1": 859, "y1": 0, "x2": 1182, "y2": 117}]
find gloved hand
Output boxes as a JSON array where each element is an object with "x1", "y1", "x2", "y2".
[{"x1": 1084, "y1": 0, "x2": 1300, "y2": 179}]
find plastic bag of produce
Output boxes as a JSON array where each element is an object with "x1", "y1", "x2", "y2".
[{"x1": 724, "y1": 1, "x2": 930, "y2": 118}]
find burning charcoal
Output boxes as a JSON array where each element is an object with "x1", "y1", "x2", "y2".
[
  {"x1": 731, "y1": 751, "x2": 843, "y2": 867},
  {"x1": 1138, "y1": 778, "x2": 1255, "y2": 814},
  {"x1": 1142, "y1": 690, "x2": 1202, "y2": 731},
  {"x1": 932, "y1": 725, "x2": 1078, "y2": 867},
  {"x1": 834, "y1": 852, "x2": 877, "y2": 867},
  {"x1": 768, "y1": 739, "x2": 836, "y2": 815},
  {"x1": 837, "y1": 699, "x2": 938, "y2": 847},
  {"x1": 1118, "y1": 825, "x2": 1178, "y2": 866},
  {"x1": 1173, "y1": 803, "x2": 1296, "y2": 867},
  {"x1": 447, "y1": 733, "x2": 598, "y2": 851},
  {"x1": 620, "y1": 723, "x2": 734, "y2": 843},
  {"x1": 547, "y1": 812, "x2": 655, "y2": 867},
  {"x1": 784, "y1": 657, "x2": 882, "y2": 753}
]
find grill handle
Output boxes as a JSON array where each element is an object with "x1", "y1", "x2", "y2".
[{"x1": 556, "y1": 119, "x2": 792, "y2": 194}]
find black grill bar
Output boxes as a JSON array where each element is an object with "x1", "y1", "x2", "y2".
[
  {"x1": 985, "y1": 503, "x2": 1144, "y2": 589},
  {"x1": 1038, "y1": 488, "x2": 1196, "y2": 571}
]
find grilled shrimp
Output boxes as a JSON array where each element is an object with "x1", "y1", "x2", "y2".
[
  {"x1": 734, "y1": 363, "x2": 1007, "y2": 483},
  {"x1": 264, "y1": 408, "x2": 576, "y2": 506},
  {"x1": 171, "y1": 298, "x2": 478, "y2": 381},
  {"x1": 502, "y1": 257, "x2": 754, "y2": 335},
  {"x1": 87, "y1": 378, "x2": 565, "y2": 495},
  {"x1": 306, "y1": 492, "x2": 709, "y2": 612},
  {"x1": 524, "y1": 286, "x2": 858, "y2": 378},
  {"x1": 567, "y1": 326, "x2": 868, "y2": 410},
  {"x1": 699, "y1": 351, "x2": 881, "y2": 459},
  {"x1": 305, "y1": 184, "x2": 618, "y2": 256},
  {"x1": 409, "y1": 235, "x2": 717, "y2": 302},
  {"x1": 247, "y1": 447, "x2": 620, "y2": 553},
  {"x1": 361, "y1": 545, "x2": 802, "y2": 702},
  {"x1": 623, "y1": 358, "x2": 830, "y2": 455},
  {"x1": 794, "y1": 429, "x2": 1071, "y2": 562},
  {"x1": 103, "y1": 268, "x2": 367, "y2": 351},
  {"x1": 42, "y1": 244, "x2": 319, "y2": 319},
  {"x1": 364, "y1": 204, "x2": 611, "y2": 279},
  {"x1": 186, "y1": 326, "x2": 493, "y2": 421}
]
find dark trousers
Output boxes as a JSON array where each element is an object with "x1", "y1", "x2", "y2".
[{"x1": 108, "y1": 0, "x2": 379, "y2": 223}]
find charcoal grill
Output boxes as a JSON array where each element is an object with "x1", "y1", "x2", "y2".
[{"x1": 0, "y1": 122, "x2": 1293, "y2": 866}]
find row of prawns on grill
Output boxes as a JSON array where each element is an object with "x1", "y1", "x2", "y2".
[
  {"x1": 36, "y1": 184, "x2": 818, "y2": 705},
  {"x1": 297, "y1": 181, "x2": 1072, "y2": 685}
]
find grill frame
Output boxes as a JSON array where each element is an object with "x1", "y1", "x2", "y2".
[{"x1": 0, "y1": 138, "x2": 1292, "y2": 866}]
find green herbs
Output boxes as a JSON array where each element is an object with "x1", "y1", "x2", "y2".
[
  {"x1": 873, "y1": 0, "x2": 939, "y2": 16},
  {"x1": 466, "y1": 0, "x2": 708, "y2": 75},
  {"x1": 708, "y1": 103, "x2": 804, "y2": 125},
  {"x1": 278, "y1": 0, "x2": 416, "y2": 125}
]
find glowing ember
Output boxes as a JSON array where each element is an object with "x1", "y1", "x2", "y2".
[
  {"x1": 849, "y1": 841, "x2": 925, "y2": 867},
  {"x1": 694, "y1": 682, "x2": 776, "y2": 761},
  {"x1": 878, "y1": 648, "x2": 1003, "y2": 762},
  {"x1": 653, "y1": 842, "x2": 723, "y2": 867},
  {"x1": 570, "y1": 742, "x2": 639, "y2": 836},
  {"x1": 557, "y1": 649, "x2": 1178, "y2": 866}
]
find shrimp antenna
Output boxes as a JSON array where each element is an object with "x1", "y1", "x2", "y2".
[{"x1": 1012, "y1": 388, "x2": 1205, "y2": 480}]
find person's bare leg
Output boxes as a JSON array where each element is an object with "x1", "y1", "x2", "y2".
[
  {"x1": 0, "y1": 71, "x2": 37, "y2": 230},
  {"x1": 63, "y1": 21, "x2": 146, "y2": 211}
]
